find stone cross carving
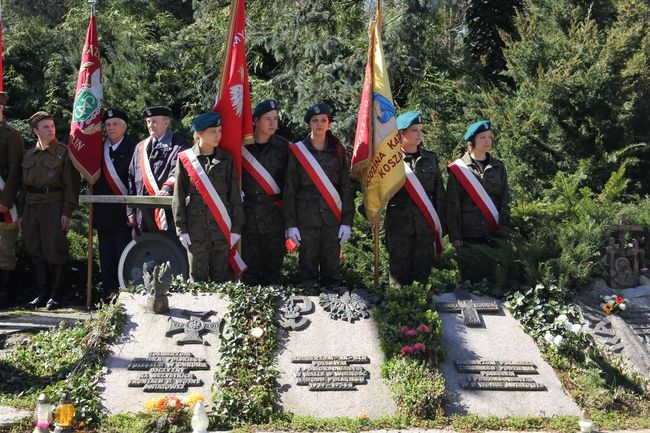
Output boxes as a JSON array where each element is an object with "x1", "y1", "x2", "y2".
[
  {"x1": 605, "y1": 214, "x2": 645, "y2": 289},
  {"x1": 436, "y1": 299, "x2": 500, "y2": 327},
  {"x1": 166, "y1": 311, "x2": 221, "y2": 345}
]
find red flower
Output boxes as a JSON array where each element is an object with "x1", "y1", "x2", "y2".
[
  {"x1": 405, "y1": 329, "x2": 417, "y2": 337},
  {"x1": 413, "y1": 342, "x2": 426, "y2": 352},
  {"x1": 400, "y1": 345, "x2": 414, "y2": 356},
  {"x1": 398, "y1": 326, "x2": 409, "y2": 334},
  {"x1": 616, "y1": 296, "x2": 624, "y2": 304}
]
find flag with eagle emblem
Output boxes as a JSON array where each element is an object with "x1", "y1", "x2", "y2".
[
  {"x1": 213, "y1": 0, "x2": 253, "y2": 179},
  {"x1": 69, "y1": 12, "x2": 104, "y2": 184}
]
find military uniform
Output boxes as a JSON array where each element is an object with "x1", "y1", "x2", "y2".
[
  {"x1": 446, "y1": 151, "x2": 510, "y2": 282},
  {"x1": 283, "y1": 132, "x2": 354, "y2": 287},
  {"x1": 127, "y1": 129, "x2": 187, "y2": 232},
  {"x1": 0, "y1": 115, "x2": 24, "y2": 307},
  {"x1": 19, "y1": 129, "x2": 81, "y2": 308},
  {"x1": 173, "y1": 145, "x2": 243, "y2": 282},
  {"x1": 384, "y1": 147, "x2": 445, "y2": 286},
  {"x1": 94, "y1": 133, "x2": 136, "y2": 299},
  {"x1": 241, "y1": 135, "x2": 289, "y2": 285}
]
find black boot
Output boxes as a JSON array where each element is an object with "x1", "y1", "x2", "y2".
[
  {"x1": 46, "y1": 264, "x2": 63, "y2": 310},
  {"x1": 0, "y1": 270, "x2": 13, "y2": 309},
  {"x1": 27, "y1": 262, "x2": 49, "y2": 309}
]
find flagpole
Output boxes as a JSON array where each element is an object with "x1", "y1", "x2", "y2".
[
  {"x1": 85, "y1": 0, "x2": 98, "y2": 310},
  {"x1": 373, "y1": 222, "x2": 380, "y2": 289}
]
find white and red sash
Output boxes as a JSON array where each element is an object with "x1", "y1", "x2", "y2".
[
  {"x1": 289, "y1": 141, "x2": 342, "y2": 223},
  {"x1": 448, "y1": 158, "x2": 499, "y2": 231},
  {"x1": 403, "y1": 163, "x2": 443, "y2": 253},
  {"x1": 102, "y1": 140, "x2": 128, "y2": 196},
  {"x1": 242, "y1": 146, "x2": 282, "y2": 209},
  {"x1": 178, "y1": 149, "x2": 246, "y2": 275},
  {"x1": 140, "y1": 140, "x2": 168, "y2": 230},
  {"x1": 0, "y1": 175, "x2": 17, "y2": 224}
]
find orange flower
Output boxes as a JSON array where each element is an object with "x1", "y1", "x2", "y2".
[
  {"x1": 603, "y1": 303, "x2": 613, "y2": 314},
  {"x1": 155, "y1": 396, "x2": 168, "y2": 411},
  {"x1": 166, "y1": 396, "x2": 182, "y2": 410}
]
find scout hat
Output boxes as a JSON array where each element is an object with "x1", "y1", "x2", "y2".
[
  {"x1": 253, "y1": 99, "x2": 279, "y2": 118},
  {"x1": 0, "y1": 92, "x2": 8, "y2": 106},
  {"x1": 142, "y1": 106, "x2": 172, "y2": 118},
  {"x1": 103, "y1": 108, "x2": 129, "y2": 124},
  {"x1": 304, "y1": 102, "x2": 331, "y2": 124},
  {"x1": 464, "y1": 120, "x2": 491, "y2": 142},
  {"x1": 396, "y1": 111, "x2": 422, "y2": 130},
  {"x1": 28, "y1": 111, "x2": 54, "y2": 128},
  {"x1": 191, "y1": 112, "x2": 222, "y2": 132}
]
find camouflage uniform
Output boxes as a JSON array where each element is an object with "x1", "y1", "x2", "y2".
[
  {"x1": 0, "y1": 119, "x2": 24, "y2": 306},
  {"x1": 241, "y1": 135, "x2": 290, "y2": 285},
  {"x1": 19, "y1": 139, "x2": 81, "y2": 305},
  {"x1": 172, "y1": 145, "x2": 243, "y2": 282},
  {"x1": 446, "y1": 151, "x2": 510, "y2": 282},
  {"x1": 283, "y1": 132, "x2": 354, "y2": 287},
  {"x1": 384, "y1": 147, "x2": 445, "y2": 286},
  {"x1": 127, "y1": 129, "x2": 187, "y2": 233},
  {"x1": 94, "y1": 134, "x2": 136, "y2": 299}
]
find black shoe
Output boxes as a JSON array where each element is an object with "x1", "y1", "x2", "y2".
[
  {"x1": 27, "y1": 295, "x2": 48, "y2": 309},
  {"x1": 45, "y1": 298, "x2": 61, "y2": 310}
]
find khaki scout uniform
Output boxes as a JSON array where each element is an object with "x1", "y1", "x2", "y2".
[
  {"x1": 241, "y1": 135, "x2": 289, "y2": 285},
  {"x1": 172, "y1": 145, "x2": 243, "y2": 283},
  {"x1": 0, "y1": 121, "x2": 24, "y2": 270},
  {"x1": 384, "y1": 147, "x2": 445, "y2": 286},
  {"x1": 283, "y1": 133, "x2": 354, "y2": 287},
  {"x1": 446, "y1": 151, "x2": 510, "y2": 282}
]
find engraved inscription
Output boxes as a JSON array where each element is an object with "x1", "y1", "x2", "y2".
[
  {"x1": 455, "y1": 360, "x2": 547, "y2": 391},
  {"x1": 292, "y1": 356, "x2": 370, "y2": 391},
  {"x1": 127, "y1": 352, "x2": 208, "y2": 392}
]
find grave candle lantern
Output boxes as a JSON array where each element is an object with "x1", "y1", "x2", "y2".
[
  {"x1": 191, "y1": 402, "x2": 209, "y2": 433},
  {"x1": 579, "y1": 408, "x2": 593, "y2": 433},
  {"x1": 53, "y1": 391, "x2": 75, "y2": 433},
  {"x1": 32, "y1": 393, "x2": 52, "y2": 433}
]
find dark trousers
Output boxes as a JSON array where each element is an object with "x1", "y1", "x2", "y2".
[
  {"x1": 386, "y1": 229, "x2": 435, "y2": 286},
  {"x1": 298, "y1": 225, "x2": 340, "y2": 287},
  {"x1": 241, "y1": 229, "x2": 286, "y2": 285},
  {"x1": 98, "y1": 228, "x2": 132, "y2": 297}
]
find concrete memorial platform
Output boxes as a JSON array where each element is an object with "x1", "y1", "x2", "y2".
[
  {"x1": 436, "y1": 292, "x2": 580, "y2": 417},
  {"x1": 99, "y1": 292, "x2": 229, "y2": 413},
  {"x1": 275, "y1": 291, "x2": 397, "y2": 418}
]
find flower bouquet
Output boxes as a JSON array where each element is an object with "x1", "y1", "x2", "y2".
[
  {"x1": 144, "y1": 394, "x2": 205, "y2": 433},
  {"x1": 600, "y1": 294, "x2": 629, "y2": 316},
  {"x1": 397, "y1": 324, "x2": 433, "y2": 361}
]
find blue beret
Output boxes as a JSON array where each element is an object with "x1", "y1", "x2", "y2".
[
  {"x1": 253, "y1": 99, "x2": 279, "y2": 118},
  {"x1": 304, "y1": 102, "x2": 332, "y2": 124},
  {"x1": 142, "y1": 106, "x2": 172, "y2": 118},
  {"x1": 191, "y1": 112, "x2": 222, "y2": 132},
  {"x1": 396, "y1": 111, "x2": 422, "y2": 130},
  {"x1": 103, "y1": 108, "x2": 129, "y2": 124},
  {"x1": 464, "y1": 120, "x2": 491, "y2": 142}
]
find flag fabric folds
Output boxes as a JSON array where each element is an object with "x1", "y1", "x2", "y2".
[
  {"x1": 213, "y1": 0, "x2": 253, "y2": 179},
  {"x1": 351, "y1": 1, "x2": 404, "y2": 225},
  {"x1": 69, "y1": 13, "x2": 104, "y2": 184}
]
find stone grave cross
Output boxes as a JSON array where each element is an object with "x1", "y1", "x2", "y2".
[{"x1": 436, "y1": 290, "x2": 499, "y2": 327}]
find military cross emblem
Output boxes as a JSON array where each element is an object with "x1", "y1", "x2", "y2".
[
  {"x1": 166, "y1": 311, "x2": 221, "y2": 345},
  {"x1": 146, "y1": 109, "x2": 152, "y2": 116},
  {"x1": 107, "y1": 110, "x2": 113, "y2": 117}
]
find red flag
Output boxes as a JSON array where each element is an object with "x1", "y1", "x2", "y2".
[
  {"x1": 69, "y1": 14, "x2": 104, "y2": 184},
  {"x1": 213, "y1": 0, "x2": 253, "y2": 179}
]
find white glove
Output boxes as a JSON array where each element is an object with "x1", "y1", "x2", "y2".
[
  {"x1": 179, "y1": 233, "x2": 192, "y2": 250},
  {"x1": 230, "y1": 232, "x2": 241, "y2": 248},
  {"x1": 286, "y1": 227, "x2": 301, "y2": 246},
  {"x1": 338, "y1": 225, "x2": 351, "y2": 245},
  {"x1": 240, "y1": 190, "x2": 245, "y2": 202}
]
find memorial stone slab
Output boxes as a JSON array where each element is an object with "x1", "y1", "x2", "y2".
[
  {"x1": 437, "y1": 292, "x2": 580, "y2": 417},
  {"x1": 99, "y1": 293, "x2": 229, "y2": 414},
  {"x1": 275, "y1": 295, "x2": 396, "y2": 418}
]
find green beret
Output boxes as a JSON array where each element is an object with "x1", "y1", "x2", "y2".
[
  {"x1": 396, "y1": 111, "x2": 422, "y2": 130},
  {"x1": 142, "y1": 106, "x2": 172, "y2": 118},
  {"x1": 253, "y1": 99, "x2": 279, "y2": 118},
  {"x1": 0, "y1": 92, "x2": 8, "y2": 106},
  {"x1": 103, "y1": 108, "x2": 129, "y2": 124},
  {"x1": 191, "y1": 111, "x2": 222, "y2": 132},
  {"x1": 464, "y1": 120, "x2": 491, "y2": 142},
  {"x1": 304, "y1": 102, "x2": 331, "y2": 124},
  {"x1": 28, "y1": 111, "x2": 54, "y2": 128}
]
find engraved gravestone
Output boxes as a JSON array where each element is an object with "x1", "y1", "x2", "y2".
[
  {"x1": 99, "y1": 293, "x2": 230, "y2": 413},
  {"x1": 293, "y1": 356, "x2": 370, "y2": 391},
  {"x1": 437, "y1": 292, "x2": 579, "y2": 416}
]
